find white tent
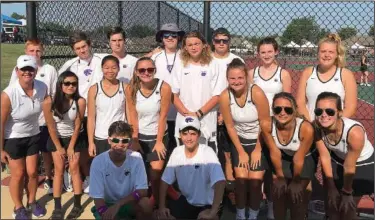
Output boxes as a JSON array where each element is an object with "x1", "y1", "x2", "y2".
[
  {"x1": 351, "y1": 42, "x2": 365, "y2": 49},
  {"x1": 284, "y1": 41, "x2": 300, "y2": 48},
  {"x1": 300, "y1": 41, "x2": 317, "y2": 48}
]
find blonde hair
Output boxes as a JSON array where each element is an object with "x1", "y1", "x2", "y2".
[
  {"x1": 318, "y1": 33, "x2": 346, "y2": 68},
  {"x1": 25, "y1": 38, "x2": 44, "y2": 50},
  {"x1": 129, "y1": 57, "x2": 156, "y2": 103},
  {"x1": 180, "y1": 31, "x2": 212, "y2": 66}
]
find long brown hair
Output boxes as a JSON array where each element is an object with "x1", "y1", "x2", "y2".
[
  {"x1": 318, "y1": 33, "x2": 346, "y2": 68},
  {"x1": 129, "y1": 57, "x2": 156, "y2": 104},
  {"x1": 180, "y1": 31, "x2": 212, "y2": 67}
]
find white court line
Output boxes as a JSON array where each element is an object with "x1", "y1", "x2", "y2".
[{"x1": 358, "y1": 98, "x2": 374, "y2": 107}]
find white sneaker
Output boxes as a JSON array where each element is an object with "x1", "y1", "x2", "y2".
[
  {"x1": 367, "y1": 83, "x2": 371, "y2": 86},
  {"x1": 83, "y1": 177, "x2": 90, "y2": 194},
  {"x1": 63, "y1": 170, "x2": 73, "y2": 192},
  {"x1": 360, "y1": 83, "x2": 365, "y2": 86},
  {"x1": 43, "y1": 180, "x2": 53, "y2": 195}
]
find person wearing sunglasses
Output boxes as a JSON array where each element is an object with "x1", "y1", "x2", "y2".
[
  {"x1": 248, "y1": 36, "x2": 292, "y2": 220},
  {"x1": 89, "y1": 121, "x2": 152, "y2": 220},
  {"x1": 1, "y1": 55, "x2": 47, "y2": 219},
  {"x1": 43, "y1": 71, "x2": 86, "y2": 219},
  {"x1": 126, "y1": 57, "x2": 173, "y2": 207},
  {"x1": 219, "y1": 58, "x2": 270, "y2": 220},
  {"x1": 260, "y1": 92, "x2": 316, "y2": 220},
  {"x1": 158, "y1": 116, "x2": 225, "y2": 220},
  {"x1": 314, "y1": 92, "x2": 374, "y2": 220}
]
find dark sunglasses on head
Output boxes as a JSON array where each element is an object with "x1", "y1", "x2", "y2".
[
  {"x1": 110, "y1": 138, "x2": 131, "y2": 144},
  {"x1": 213, "y1": 39, "x2": 229, "y2": 44},
  {"x1": 314, "y1": 108, "x2": 336, "y2": 116},
  {"x1": 163, "y1": 33, "x2": 178, "y2": 39},
  {"x1": 137, "y1": 68, "x2": 156, "y2": 74},
  {"x1": 62, "y1": 81, "x2": 78, "y2": 87},
  {"x1": 273, "y1": 106, "x2": 294, "y2": 115}
]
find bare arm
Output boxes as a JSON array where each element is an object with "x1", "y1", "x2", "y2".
[
  {"x1": 68, "y1": 98, "x2": 86, "y2": 149},
  {"x1": 252, "y1": 84, "x2": 271, "y2": 151},
  {"x1": 0, "y1": 92, "x2": 11, "y2": 151},
  {"x1": 296, "y1": 67, "x2": 313, "y2": 121},
  {"x1": 173, "y1": 93, "x2": 191, "y2": 115},
  {"x1": 281, "y1": 69, "x2": 292, "y2": 93},
  {"x1": 341, "y1": 68, "x2": 357, "y2": 118},
  {"x1": 43, "y1": 96, "x2": 63, "y2": 150},
  {"x1": 210, "y1": 180, "x2": 226, "y2": 215},
  {"x1": 248, "y1": 68, "x2": 255, "y2": 84},
  {"x1": 87, "y1": 85, "x2": 98, "y2": 145},
  {"x1": 159, "y1": 180, "x2": 169, "y2": 209},
  {"x1": 125, "y1": 85, "x2": 139, "y2": 139},
  {"x1": 157, "y1": 83, "x2": 171, "y2": 142},
  {"x1": 316, "y1": 138, "x2": 335, "y2": 187},
  {"x1": 199, "y1": 96, "x2": 220, "y2": 116}
]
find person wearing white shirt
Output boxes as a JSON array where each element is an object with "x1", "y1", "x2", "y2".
[
  {"x1": 158, "y1": 116, "x2": 225, "y2": 220},
  {"x1": 8, "y1": 38, "x2": 58, "y2": 195},
  {"x1": 89, "y1": 121, "x2": 152, "y2": 220}
]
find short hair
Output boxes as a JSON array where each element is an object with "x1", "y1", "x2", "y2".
[
  {"x1": 25, "y1": 38, "x2": 44, "y2": 49},
  {"x1": 106, "y1": 26, "x2": 126, "y2": 40},
  {"x1": 108, "y1": 121, "x2": 133, "y2": 137},
  {"x1": 69, "y1": 31, "x2": 91, "y2": 49},
  {"x1": 212, "y1": 28, "x2": 231, "y2": 40}
]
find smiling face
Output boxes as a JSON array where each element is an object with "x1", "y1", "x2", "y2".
[
  {"x1": 318, "y1": 42, "x2": 338, "y2": 69},
  {"x1": 273, "y1": 97, "x2": 295, "y2": 125},
  {"x1": 136, "y1": 59, "x2": 156, "y2": 83},
  {"x1": 315, "y1": 98, "x2": 340, "y2": 129},
  {"x1": 162, "y1": 32, "x2": 179, "y2": 51},
  {"x1": 185, "y1": 37, "x2": 204, "y2": 59},
  {"x1": 61, "y1": 76, "x2": 78, "y2": 95},
  {"x1": 108, "y1": 134, "x2": 131, "y2": 156},
  {"x1": 227, "y1": 67, "x2": 247, "y2": 92},
  {"x1": 180, "y1": 129, "x2": 200, "y2": 151},
  {"x1": 102, "y1": 59, "x2": 119, "y2": 81},
  {"x1": 258, "y1": 43, "x2": 278, "y2": 66},
  {"x1": 16, "y1": 66, "x2": 37, "y2": 84}
]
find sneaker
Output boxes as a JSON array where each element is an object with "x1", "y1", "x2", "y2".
[
  {"x1": 43, "y1": 179, "x2": 53, "y2": 195},
  {"x1": 50, "y1": 209, "x2": 63, "y2": 220},
  {"x1": 63, "y1": 170, "x2": 73, "y2": 192},
  {"x1": 360, "y1": 83, "x2": 364, "y2": 86},
  {"x1": 27, "y1": 202, "x2": 46, "y2": 218},
  {"x1": 367, "y1": 83, "x2": 371, "y2": 86},
  {"x1": 66, "y1": 206, "x2": 83, "y2": 219},
  {"x1": 12, "y1": 207, "x2": 29, "y2": 220},
  {"x1": 83, "y1": 177, "x2": 90, "y2": 194}
]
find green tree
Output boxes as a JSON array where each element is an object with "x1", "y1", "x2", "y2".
[
  {"x1": 10, "y1": 12, "x2": 26, "y2": 20},
  {"x1": 338, "y1": 27, "x2": 357, "y2": 40},
  {"x1": 127, "y1": 25, "x2": 155, "y2": 38},
  {"x1": 38, "y1": 22, "x2": 72, "y2": 36},
  {"x1": 281, "y1": 17, "x2": 323, "y2": 45},
  {"x1": 369, "y1": 25, "x2": 374, "y2": 36}
]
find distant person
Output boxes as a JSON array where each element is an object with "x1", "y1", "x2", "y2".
[
  {"x1": 9, "y1": 38, "x2": 59, "y2": 195},
  {"x1": 89, "y1": 121, "x2": 152, "y2": 220},
  {"x1": 360, "y1": 50, "x2": 370, "y2": 86}
]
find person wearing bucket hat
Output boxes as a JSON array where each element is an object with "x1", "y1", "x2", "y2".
[
  {"x1": 1, "y1": 55, "x2": 48, "y2": 219},
  {"x1": 158, "y1": 116, "x2": 226, "y2": 220}
]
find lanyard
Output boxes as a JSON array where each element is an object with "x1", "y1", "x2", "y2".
[{"x1": 165, "y1": 51, "x2": 177, "y2": 73}]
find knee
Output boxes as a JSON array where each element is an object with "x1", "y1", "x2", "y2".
[
  {"x1": 27, "y1": 170, "x2": 38, "y2": 179},
  {"x1": 69, "y1": 164, "x2": 80, "y2": 176},
  {"x1": 137, "y1": 197, "x2": 153, "y2": 215},
  {"x1": 11, "y1": 168, "x2": 26, "y2": 180}
]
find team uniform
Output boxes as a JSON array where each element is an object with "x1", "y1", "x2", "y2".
[
  {"x1": 172, "y1": 61, "x2": 224, "y2": 152},
  {"x1": 162, "y1": 144, "x2": 225, "y2": 219},
  {"x1": 46, "y1": 99, "x2": 85, "y2": 152},
  {"x1": 229, "y1": 84, "x2": 268, "y2": 171},
  {"x1": 93, "y1": 80, "x2": 126, "y2": 155},
  {"x1": 3, "y1": 80, "x2": 47, "y2": 159},
  {"x1": 252, "y1": 66, "x2": 283, "y2": 113},
  {"x1": 305, "y1": 66, "x2": 345, "y2": 121},
  {"x1": 152, "y1": 50, "x2": 181, "y2": 151},
  {"x1": 319, "y1": 118, "x2": 374, "y2": 196},
  {"x1": 89, "y1": 150, "x2": 148, "y2": 219},
  {"x1": 136, "y1": 79, "x2": 168, "y2": 162},
  {"x1": 10, "y1": 64, "x2": 58, "y2": 153},
  {"x1": 213, "y1": 53, "x2": 244, "y2": 89},
  {"x1": 270, "y1": 118, "x2": 317, "y2": 179},
  {"x1": 95, "y1": 53, "x2": 138, "y2": 84}
]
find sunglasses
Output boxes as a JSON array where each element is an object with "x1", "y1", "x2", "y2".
[
  {"x1": 213, "y1": 39, "x2": 229, "y2": 44},
  {"x1": 62, "y1": 81, "x2": 78, "y2": 87},
  {"x1": 163, "y1": 33, "x2": 178, "y2": 39},
  {"x1": 314, "y1": 108, "x2": 336, "y2": 117},
  {"x1": 110, "y1": 138, "x2": 131, "y2": 144},
  {"x1": 273, "y1": 106, "x2": 294, "y2": 115},
  {"x1": 137, "y1": 68, "x2": 156, "y2": 74}
]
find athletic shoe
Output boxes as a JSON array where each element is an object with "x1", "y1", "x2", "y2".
[
  {"x1": 360, "y1": 83, "x2": 364, "y2": 86},
  {"x1": 366, "y1": 83, "x2": 371, "y2": 86},
  {"x1": 43, "y1": 179, "x2": 53, "y2": 195},
  {"x1": 63, "y1": 170, "x2": 73, "y2": 192},
  {"x1": 12, "y1": 207, "x2": 29, "y2": 220},
  {"x1": 83, "y1": 177, "x2": 90, "y2": 194},
  {"x1": 27, "y1": 202, "x2": 46, "y2": 218},
  {"x1": 66, "y1": 206, "x2": 83, "y2": 219}
]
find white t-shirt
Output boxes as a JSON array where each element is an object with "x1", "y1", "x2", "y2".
[
  {"x1": 3, "y1": 80, "x2": 47, "y2": 139},
  {"x1": 9, "y1": 63, "x2": 58, "y2": 126},
  {"x1": 53, "y1": 100, "x2": 80, "y2": 137},
  {"x1": 89, "y1": 150, "x2": 148, "y2": 203},
  {"x1": 162, "y1": 144, "x2": 225, "y2": 206},
  {"x1": 172, "y1": 61, "x2": 225, "y2": 140},
  {"x1": 95, "y1": 53, "x2": 138, "y2": 84},
  {"x1": 213, "y1": 52, "x2": 244, "y2": 90}
]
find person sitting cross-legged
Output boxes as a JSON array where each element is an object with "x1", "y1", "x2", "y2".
[
  {"x1": 89, "y1": 121, "x2": 153, "y2": 220},
  {"x1": 158, "y1": 116, "x2": 226, "y2": 220}
]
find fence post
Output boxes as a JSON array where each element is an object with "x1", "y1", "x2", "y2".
[
  {"x1": 117, "y1": 2, "x2": 123, "y2": 27},
  {"x1": 157, "y1": 2, "x2": 161, "y2": 30},
  {"x1": 203, "y1": 1, "x2": 211, "y2": 42},
  {"x1": 26, "y1": 2, "x2": 37, "y2": 38},
  {"x1": 177, "y1": 10, "x2": 180, "y2": 27}
]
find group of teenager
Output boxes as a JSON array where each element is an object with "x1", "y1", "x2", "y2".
[{"x1": 1, "y1": 22, "x2": 373, "y2": 220}]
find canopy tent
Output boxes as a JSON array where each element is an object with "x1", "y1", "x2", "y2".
[
  {"x1": 1, "y1": 14, "x2": 22, "y2": 32},
  {"x1": 283, "y1": 41, "x2": 300, "y2": 48},
  {"x1": 351, "y1": 42, "x2": 366, "y2": 49},
  {"x1": 300, "y1": 41, "x2": 317, "y2": 48}
]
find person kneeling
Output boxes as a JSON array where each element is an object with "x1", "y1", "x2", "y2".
[
  {"x1": 158, "y1": 116, "x2": 226, "y2": 220},
  {"x1": 89, "y1": 121, "x2": 153, "y2": 220}
]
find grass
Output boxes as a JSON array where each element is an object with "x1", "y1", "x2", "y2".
[{"x1": 1, "y1": 44, "x2": 24, "y2": 90}]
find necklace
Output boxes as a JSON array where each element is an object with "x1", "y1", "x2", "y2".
[{"x1": 165, "y1": 51, "x2": 177, "y2": 73}]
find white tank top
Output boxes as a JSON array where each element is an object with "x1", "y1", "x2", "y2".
[
  {"x1": 253, "y1": 66, "x2": 283, "y2": 112},
  {"x1": 94, "y1": 81, "x2": 126, "y2": 139},
  {"x1": 229, "y1": 84, "x2": 259, "y2": 140},
  {"x1": 136, "y1": 79, "x2": 166, "y2": 135},
  {"x1": 53, "y1": 100, "x2": 81, "y2": 137},
  {"x1": 306, "y1": 66, "x2": 345, "y2": 121},
  {"x1": 322, "y1": 117, "x2": 374, "y2": 163},
  {"x1": 272, "y1": 117, "x2": 304, "y2": 156}
]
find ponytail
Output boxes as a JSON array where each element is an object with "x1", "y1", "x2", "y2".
[{"x1": 318, "y1": 33, "x2": 346, "y2": 68}]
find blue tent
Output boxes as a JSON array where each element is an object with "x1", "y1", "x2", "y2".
[{"x1": 1, "y1": 14, "x2": 22, "y2": 32}]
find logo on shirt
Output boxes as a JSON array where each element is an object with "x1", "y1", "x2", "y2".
[
  {"x1": 334, "y1": 78, "x2": 339, "y2": 81},
  {"x1": 119, "y1": 91, "x2": 123, "y2": 94},
  {"x1": 194, "y1": 164, "x2": 200, "y2": 169},
  {"x1": 84, "y1": 69, "x2": 92, "y2": 76},
  {"x1": 184, "y1": 72, "x2": 189, "y2": 75},
  {"x1": 123, "y1": 64, "x2": 127, "y2": 68},
  {"x1": 274, "y1": 78, "x2": 279, "y2": 82},
  {"x1": 124, "y1": 169, "x2": 130, "y2": 176},
  {"x1": 40, "y1": 73, "x2": 45, "y2": 77},
  {"x1": 342, "y1": 139, "x2": 346, "y2": 144},
  {"x1": 292, "y1": 139, "x2": 297, "y2": 143},
  {"x1": 156, "y1": 90, "x2": 159, "y2": 95},
  {"x1": 105, "y1": 173, "x2": 110, "y2": 177},
  {"x1": 72, "y1": 107, "x2": 76, "y2": 110},
  {"x1": 185, "y1": 117, "x2": 194, "y2": 123},
  {"x1": 201, "y1": 71, "x2": 207, "y2": 76}
]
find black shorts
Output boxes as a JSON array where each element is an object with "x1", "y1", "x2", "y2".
[
  {"x1": 231, "y1": 137, "x2": 269, "y2": 171},
  {"x1": 331, "y1": 152, "x2": 374, "y2": 197},
  {"x1": 46, "y1": 134, "x2": 86, "y2": 152},
  {"x1": 217, "y1": 124, "x2": 231, "y2": 153},
  {"x1": 168, "y1": 195, "x2": 223, "y2": 219},
  {"x1": 167, "y1": 121, "x2": 177, "y2": 152},
  {"x1": 4, "y1": 134, "x2": 40, "y2": 160},
  {"x1": 39, "y1": 126, "x2": 50, "y2": 153},
  {"x1": 360, "y1": 65, "x2": 368, "y2": 72},
  {"x1": 269, "y1": 148, "x2": 318, "y2": 180},
  {"x1": 80, "y1": 117, "x2": 88, "y2": 149},
  {"x1": 139, "y1": 132, "x2": 169, "y2": 162},
  {"x1": 94, "y1": 138, "x2": 110, "y2": 155}
]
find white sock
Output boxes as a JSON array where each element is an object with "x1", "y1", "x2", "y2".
[
  {"x1": 236, "y1": 208, "x2": 246, "y2": 220},
  {"x1": 248, "y1": 208, "x2": 259, "y2": 219},
  {"x1": 267, "y1": 201, "x2": 274, "y2": 219}
]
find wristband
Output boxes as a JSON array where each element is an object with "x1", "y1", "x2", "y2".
[
  {"x1": 97, "y1": 205, "x2": 108, "y2": 215},
  {"x1": 198, "y1": 109, "x2": 204, "y2": 117},
  {"x1": 132, "y1": 191, "x2": 141, "y2": 202}
]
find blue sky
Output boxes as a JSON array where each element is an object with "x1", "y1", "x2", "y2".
[{"x1": 1, "y1": 3, "x2": 26, "y2": 16}]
